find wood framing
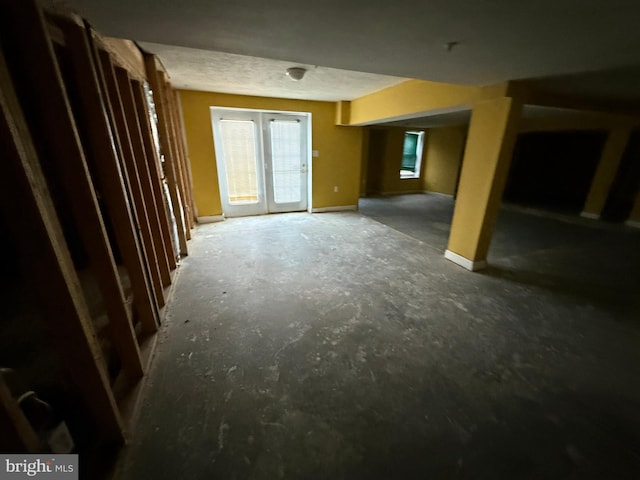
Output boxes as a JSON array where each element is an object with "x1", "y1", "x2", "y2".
[
  {"x1": 144, "y1": 53, "x2": 189, "y2": 256},
  {"x1": 170, "y1": 89, "x2": 196, "y2": 230},
  {"x1": 99, "y1": 50, "x2": 165, "y2": 309},
  {"x1": 174, "y1": 91, "x2": 198, "y2": 224},
  {"x1": 117, "y1": 69, "x2": 172, "y2": 288},
  {"x1": 1, "y1": 5, "x2": 145, "y2": 381},
  {"x1": 59, "y1": 19, "x2": 159, "y2": 335},
  {"x1": 131, "y1": 79, "x2": 178, "y2": 271},
  {"x1": 163, "y1": 75, "x2": 192, "y2": 238},
  {"x1": 0, "y1": 34, "x2": 124, "y2": 441}
]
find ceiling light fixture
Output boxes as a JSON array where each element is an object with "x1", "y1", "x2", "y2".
[{"x1": 286, "y1": 67, "x2": 307, "y2": 81}]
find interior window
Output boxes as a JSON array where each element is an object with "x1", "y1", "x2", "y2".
[{"x1": 400, "y1": 131, "x2": 424, "y2": 179}]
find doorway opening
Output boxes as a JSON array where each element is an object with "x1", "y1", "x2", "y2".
[{"x1": 211, "y1": 107, "x2": 311, "y2": 217}]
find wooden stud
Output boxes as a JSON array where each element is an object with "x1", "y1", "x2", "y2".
[
  {"x1": 1, "y1": 4, "x2": 144, "y2": 380},
  {"x1": 0, "y1": 38, "x2": 124, "y2": 442},
  {"x1": 163, "y1": 79, "x2": 192, "y2": 239},
  {"x1": 99, "y1": 53, "x2": 165, "y2": 310},
  {"x1": 174, "y1": 90, "x2": 198, "y2": 226},
  {"x1": 170, "y1": 88, "x2": 196, "y2": 230},
  {"x1": 144, "y1": 54, "x2": 189, "y2": 256},
  {"x1": 116, "y1": 67, "x2": 172, "y2": 289},
  {"x1": 91, "y1": 45, "x2": 161, "y2": 332},
  {"x1": 131, "y1": 79, "x2": 178, "y2": 271},
  {"x1": 61, "y1": 21, "x2": 159, "y2": 335}
]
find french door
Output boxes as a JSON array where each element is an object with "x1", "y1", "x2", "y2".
[{"x1": 211, "y1": 108, "x2": 309, "y2": 217}]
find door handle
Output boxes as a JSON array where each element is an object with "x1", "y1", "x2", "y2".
[{"x1": 301, "y1": 163, "x2": 308, "y2": 173}]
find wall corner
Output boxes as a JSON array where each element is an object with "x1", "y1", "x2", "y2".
[{"x1": 335, "y1": 100, "x2": 351, "y2": 126}]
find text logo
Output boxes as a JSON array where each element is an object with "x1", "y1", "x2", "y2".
[{"x1": 1, "y1": 455, "x2": 77, "y2": 479}]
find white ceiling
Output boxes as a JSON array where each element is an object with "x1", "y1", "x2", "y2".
[
  {"x1": 139, "y1": 42, "x2": 406, "y2": 101},
  {"x1": 58, "y1": 0, "x2": 640, "y2": 103}
]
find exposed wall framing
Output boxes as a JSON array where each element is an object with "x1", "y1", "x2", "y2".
[{"x1": 0, "y1": 0, "x2": 194, "y2": 454}]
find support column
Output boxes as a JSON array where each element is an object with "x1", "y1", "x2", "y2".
[
  {"x1": 445, "y1": 97, "x2": 521, "y2": 271},
  {"x1": 581, "y1": 127, "x2": 631, "y2": 219},
  {"x1": 626, "y1": 191, "x2": 640, "y2": 228}
]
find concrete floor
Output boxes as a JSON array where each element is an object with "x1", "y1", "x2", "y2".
[{"x1": 114, "y1": 194, "x2": 640, "y2": 479}]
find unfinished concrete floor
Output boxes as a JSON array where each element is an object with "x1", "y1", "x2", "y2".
[{"x1": 114, "y1": 194, "x2": 640, "y2": 479}]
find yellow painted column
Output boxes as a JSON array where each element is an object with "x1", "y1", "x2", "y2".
[
  {"x1": 445, "y1": 97, "x2": 521, "y2": 271},
  {"x1": 581, "y1": 128, "x2": 631, "y2": 219},
  {"x1": 626, "y1": 191, "x2": 640, "y2": 228}
]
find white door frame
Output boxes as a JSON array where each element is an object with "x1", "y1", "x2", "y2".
[{"x1": 210, "y1": 106, "x2": 312, "y2": 217}]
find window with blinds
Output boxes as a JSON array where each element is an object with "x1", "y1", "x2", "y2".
[
  {"x1": 220, "y1": 120, "x2": 259, "y2": 204},
  {"x1": 270, "y1": 119, "x2": 302, "y2": 204}
]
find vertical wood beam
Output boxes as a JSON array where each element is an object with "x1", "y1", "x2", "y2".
[
  {"x1": 63, "y1": 21, "x2": 159, "y2": 335},
  {"x1": 132, "y1": 80, "x2": 177, "y2": 270},
  {"x1": 164, "y1": 80, "x2": 192, "y2": 238},
  {"x1": 119, "y1": 73, "x2": 172, "y2": 288},
  {"x1": 99, "y1": 54, "x2": 164, "y2": 309},
  {"x1": 144, "y1": 54, "x2": 189, "y2": 256},
  {"x1": 160, "y1": 71, "x2": 191, "y2": 240},
  {"x1": 174, "y1": 91, "x2": 198, "y2": 225},
  {"x1": 0, "y1": 5, "x2": 144, "y2": 379},
  {"x1": 94, "y1": 47, "x2": 162, "y2": 329},
  {"x1": 0, "y1": 40, "x2": 124, "y2": 442},
  {"x1": 171, "y1": 89, "x2": 196, "y2": 229}
]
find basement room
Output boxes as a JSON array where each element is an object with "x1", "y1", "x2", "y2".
[{"x1": 1, "y1": 0, "x2": 640, "y2": 479}]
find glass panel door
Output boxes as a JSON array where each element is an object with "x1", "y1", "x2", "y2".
[
  {"x1": 212, "y1": 109, "x2": 308, "y2": 217},
  {"x1": 265, "y1": 114, "x2": 308, "y2": 213},
  {"x1": 220, "y1": 120, "x2": 259, "y2": 204},
  {"x1": 211, "y1": 110, "x2": 267, "y2": 217}
]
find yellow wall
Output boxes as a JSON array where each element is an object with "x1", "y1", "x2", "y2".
[
  {"x1": 179, "y1": 90, "x2": 363, "y2": 216},
  {"x1": 363, "y1": 127, "x2": 427, "y2": 195},
  {"x1": 359, "y1": 128, "x2": 370, "y2": 196},
  {"x1": 345, "y1": 80, "x2": 513, "y2": 126},
  {"x1": 349, "y1": 79, "x2": 481, "y2": 126},
  {"x1": 423, "y1": 126, "x2": 467, "y2": 195}
]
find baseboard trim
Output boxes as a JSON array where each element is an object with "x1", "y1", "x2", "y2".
[
  {"x1": 197, "y1": 215, "x2": 225, "y2": 224},
  {"x1": 378, "y1": 190, "x2": 425, "y2": 196},
  {"x1": 625, "y1": 220, "x2": 640, "y2": 228},
  {"x1": 423, "y1": 190, "x2": 454, "y2": 197},
  {"x1": 444, "y1": 249, "x2": 487, "y2": 272},
  {"x1": 580, "y1": 211, "x2": 600, "y2": 220},
  {"x1": 311, "y1": 205, "x2": 358, "y2": 213}
]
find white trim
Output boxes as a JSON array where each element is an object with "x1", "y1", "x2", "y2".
[
  {"x1": 311, "y1": 205, "x2": 358, "y2": 213},
  {"x1": 625, "y1": 220, "x2": 640, "y2": 228},
  {"x1": 423, "y1": 190, "x2": 454, "y2": 197},
  {"x1": 378, "y1": 190, "x2": 425, "y2": 196},
  {"x1": 444, "y1": 249, "x2": 487, "y2": 272},
  {"x1": 580, "y1": 211, "x2": 600, "y2": 220},
  {"x1": 197, "y1": 215, "x2": 225, "y2": 224},
  {"x1": 211, "y1": 107, "x2": 311, "y2": 217}
]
